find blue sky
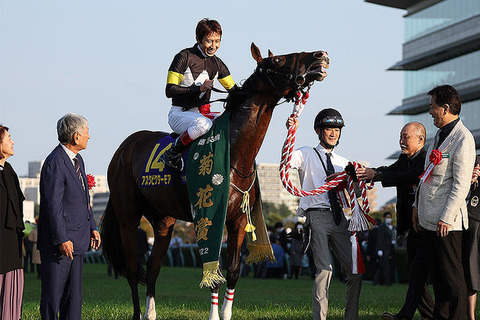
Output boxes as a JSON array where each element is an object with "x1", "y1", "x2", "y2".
[{"x1": 0, "y1": 0, "x2": 407, "y2": 208}]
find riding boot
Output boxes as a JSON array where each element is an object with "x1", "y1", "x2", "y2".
[{"x1": 161, "y1": 131, "x2": 193, "y2": 171}]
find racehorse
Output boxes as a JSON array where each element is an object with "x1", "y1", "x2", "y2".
[{"x1": 101, "y1": 43, "x2": 330, "y2": 320}]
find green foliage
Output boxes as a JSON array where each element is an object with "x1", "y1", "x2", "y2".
[
  {"x1": 262, "y1": 201, "x2": 295, "y2": 227},
  {"x1": 21, "y1": 264, "x2": 479, "y2": 319}
]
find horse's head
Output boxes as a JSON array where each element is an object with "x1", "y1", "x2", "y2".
[{"x1": 251, "y1": 42, "x2": 329, "y2": 100}]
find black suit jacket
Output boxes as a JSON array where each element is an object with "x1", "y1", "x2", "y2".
[
  {"x1": 0, "y1": 162, "x2": 25, "y2": 273},
  {"x1": 38, "y1": 144, "x2": 97, "y2": 255},
  {"x1": 375, "y1": 148, "x2": 427, "y2": 236}
]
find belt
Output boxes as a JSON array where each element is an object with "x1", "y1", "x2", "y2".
[{"x1": 305, "y1": 207, "x2": 331, "y2": 213}]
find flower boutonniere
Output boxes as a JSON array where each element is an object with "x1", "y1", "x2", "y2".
[
  {"x1": 429, "y1": 149, "x2": 442, "y2": 165},
  {"x1": 87, "y1": 174, "x2": 96, "y2": 190}
]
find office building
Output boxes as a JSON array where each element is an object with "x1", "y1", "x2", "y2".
[{"x1": 366, "y1": 0, "x2": 480, "y2": 150}]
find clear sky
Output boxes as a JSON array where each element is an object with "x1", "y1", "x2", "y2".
[{"x1": 0, "y1": 0, "x2": 407, "y2": 208}]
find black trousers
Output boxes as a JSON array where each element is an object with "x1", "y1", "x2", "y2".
[
  {"x1": 401, "y1": 230, "x2": 466, "y2": 320},
  {"x1": 398, "y1": 229, "x2": 434, "y2": 319}
]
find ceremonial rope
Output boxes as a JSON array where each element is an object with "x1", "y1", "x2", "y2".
[
  {"x1": 230, "y1": 174, "x2": 257, "y2": 241},
  {"x1": 279, "y1": 90, "x2": 375, "y2": 232}
]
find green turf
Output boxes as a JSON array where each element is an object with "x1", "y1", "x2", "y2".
[{"x1": 22, "y1": 264, "x2": 479, "y2": 319}]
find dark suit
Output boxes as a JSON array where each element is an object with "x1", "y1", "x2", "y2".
[
  {"x1": 373, "y1": 222, "x2": 393, "y2": 285},
  {"x1": 375, "y1": 148, "x2": 434, "y2": 319},
  {"x1": 38, "y1": 144, "x2": 97, "y2": 320}
]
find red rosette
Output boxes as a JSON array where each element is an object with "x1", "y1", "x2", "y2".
[
  {"x1": 429, "y1": 149, "x2": 442, "y2": 165},
  {"x1": 87, "y1": 174, "x2": 96, "y2": 190}
]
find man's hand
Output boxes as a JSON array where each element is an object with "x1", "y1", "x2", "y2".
[
  {"x1": 200, "y1": 79, "x2": 214, "y2": 92},
  {"x1": 286, "y1": 116, "x2": 299, "y2": 130},
  {"x1": 90, "y1": 230, "x2": 101, "y2": 250},
  {"x1": 59, "y1": 241, "x2": 74, "y2": 260},
  {"x1": 412, "y1": 207, "x2": 422, "y2": 233},
  {"x1": 436, "y1": 220, "x2": 450, "y2": 237},
  {"x1": 356, "y1": 167, "x2": 376, "y2": 181}
]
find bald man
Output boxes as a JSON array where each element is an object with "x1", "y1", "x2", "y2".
[{"x1": 357, "y1": 122, "x2": 434, "y2": 320}]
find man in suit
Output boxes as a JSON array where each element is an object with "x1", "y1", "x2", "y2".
[
  {"x1": 373, "y1": 212, "x2": 394, "y2": 286},
  {"x1": 357, "y1": 122, "x2": 434, "y2": 319},
  {"x1": 412, "y1": 85, "x2": 475, "y2": 319},
  {"x1": 38, "y1": 113, "x2": 101, "y2": 320}
]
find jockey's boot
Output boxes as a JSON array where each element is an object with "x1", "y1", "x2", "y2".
[{"x1": 161, "y1": 131, "x2": 193, "y2": 171}]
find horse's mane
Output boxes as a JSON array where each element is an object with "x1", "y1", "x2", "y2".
[{"x1": 223, "y1": 72, "x2": 265, "y2": 112}]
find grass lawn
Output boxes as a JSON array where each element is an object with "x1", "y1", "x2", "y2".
[{"x1": 22, "y1": 264, "x2": 479, "y2": 319}]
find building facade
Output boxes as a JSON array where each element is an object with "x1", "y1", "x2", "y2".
[
  {"x1": 257, "y1": 163, "x2": 300, "y2": 212},
  {"x1": 367, "y1": 0, "x2": 480, "y2": 149}
]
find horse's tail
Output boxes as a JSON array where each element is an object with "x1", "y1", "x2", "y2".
[{"x1": 100, "y1": 198, "x2": 127, "y2": 278}]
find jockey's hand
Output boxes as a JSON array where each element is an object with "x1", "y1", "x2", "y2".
[
  {"x1": 200, "y1": 79, "x2": 214, "y2": 92},
  {"x1": 286, "y1": 116, "x2": 299, "y2": 130},
  {"x1": 356, "y1": 167, "x2": 376, "y2": 181},
  {"x1": 325, "y1": 172, "x2": 341, "y2": 182}
]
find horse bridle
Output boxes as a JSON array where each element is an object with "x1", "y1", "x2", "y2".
[{"x1": 254, "y1": 52, "x2": 312, "y2": 100}]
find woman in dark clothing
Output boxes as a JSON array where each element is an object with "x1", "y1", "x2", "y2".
[
  {"x1": 0, "y1": 125, "x2": 25, "y2": 320},
  {"x1": 464, "y1": 157, "x2": 480, "y2": 320}
]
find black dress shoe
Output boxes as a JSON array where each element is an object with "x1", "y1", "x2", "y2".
[{"x1": 381, "y1": 312, "x2": 409, "y2": 320}]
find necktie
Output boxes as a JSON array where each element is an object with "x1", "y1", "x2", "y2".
[
  {"x1": 73, "y1": 156, "x2": 85, "y2": 190},
  {"x1": 325, "y1": 152, "x2": 343, "y2": 225}
]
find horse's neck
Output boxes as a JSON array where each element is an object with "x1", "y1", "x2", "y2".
[{"x1": 229, "y1": 94, "x2": 279, "y2": 176}]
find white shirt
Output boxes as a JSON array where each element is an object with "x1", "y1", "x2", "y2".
[
  {"x1": 290, "y1": 143, "x2": 349, "y2": 214},
  {"x1": 60, "y1": 143, "x2": 77, "y2": 167}
]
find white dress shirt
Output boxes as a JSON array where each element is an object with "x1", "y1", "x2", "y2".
[{"x1": 290, "y1": 143, "x2": 349, "y2": 214}]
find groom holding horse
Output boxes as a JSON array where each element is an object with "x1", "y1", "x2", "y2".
[{"x1": 288, "y1": 108, "x2": 362, "y2": 320}]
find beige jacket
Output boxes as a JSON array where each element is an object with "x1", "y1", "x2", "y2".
[{"x1": 414, "y1": 119, "x2": 475, "y2": 231}]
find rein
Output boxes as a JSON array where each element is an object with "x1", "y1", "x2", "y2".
[{"x1": 279, "y1": 91, "x2": 376, "y2": 232}]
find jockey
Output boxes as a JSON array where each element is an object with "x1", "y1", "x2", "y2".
[{"x1": 161, "y1": 18, "x2": 236, "y2": 171}]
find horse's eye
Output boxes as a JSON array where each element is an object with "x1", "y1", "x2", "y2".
[
  {"x1": 273, "y1": 58, "x2": 281, "y2": 64},
  {"x1": 272, "y1": 57, "x2": 285, "y2": 66}
]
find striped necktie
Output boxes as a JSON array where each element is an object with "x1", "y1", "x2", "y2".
[{"x1": 73, "y1": 156, "x2": 85, "y2": 190}]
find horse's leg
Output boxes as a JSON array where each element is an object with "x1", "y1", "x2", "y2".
[
  {"x1": 220, "y1": 217, "x2": 247, "y2": 320},
  {"x1": 118, "y1": 217, "x2": 144, "y2": 320},
  {"x1": 209, "y1": 285, "x2": 221, "y2": 320},
  {"x1": 144, "y1": 215, "x2": 176, "y2": 320}
]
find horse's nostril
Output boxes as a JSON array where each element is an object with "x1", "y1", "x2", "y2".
[{"x1": 314, "y1": 51, "x2": 325, "y2": 58}]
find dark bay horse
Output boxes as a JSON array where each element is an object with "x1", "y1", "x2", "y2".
[{"x1": 101, "y1": 43, "x2": 329, "y2": 320}]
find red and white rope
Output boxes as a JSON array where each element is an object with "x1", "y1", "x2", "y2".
[{"x1": 279, "y1": 91, "x2": 375, "y2": 232}]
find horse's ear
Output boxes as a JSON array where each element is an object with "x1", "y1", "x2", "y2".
[
  {"x1": 251, "y1": 42, "x2": 262, "y2": 63},
  {"x1": 268, "y1": 49, "x2": 274, "y2": 57}
]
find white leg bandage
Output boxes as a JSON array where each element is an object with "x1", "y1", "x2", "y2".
[
  {"x1": 220, "y1": 288, "x2": 235, "y2": 320},
  {"x1": 144, "y1": 296, "x2": 156, "y2": 320},
  {"x1": 209, "y1": 292, "x2": 220, "y2": 320}
]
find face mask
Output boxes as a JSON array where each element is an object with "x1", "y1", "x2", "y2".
[{"x1": 385, "y1": 218, "x2": 392, "y2": 225}]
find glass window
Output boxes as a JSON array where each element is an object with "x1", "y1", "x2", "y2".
[
  {"x1": 406, "y1": 100, "x2": 480, "y2": 139},
  {"x1": 404, "y1": 51, "x2": 480, "y2": 99},
  {"x1": 405, "y1": 0, "x2": 480, "y2": 42}
]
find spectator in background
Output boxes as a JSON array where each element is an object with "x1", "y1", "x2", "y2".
[
  {"x1": 0, "y1": 125, "x2": 25, "y2": 320},
  {"x1": 170, "y1": 233, "x2": 183, "y2": 267},
  {"x1": 366, "y1": 218, "x2": 382, "y2": 281},
  {"x1": 373, "y1": 212, "x2": 394, "y2": 286},
  {"x1": 28, "y1": 220, "x2": 42, "y2": 278},
  {"x1": 289, "y1": 223, "x2": 304, "y2": 279},
  {"x1": 23, "y1": 221, "x2": 35, "y2": 273},
  {"x1": 266, "y1": 235, "x2": 285, "y2": 279}
]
